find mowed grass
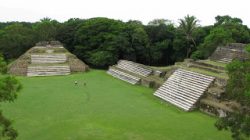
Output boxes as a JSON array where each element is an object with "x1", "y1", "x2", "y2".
[{"x1": 1, "y1": 70, "x2": 231, "y2": 140}]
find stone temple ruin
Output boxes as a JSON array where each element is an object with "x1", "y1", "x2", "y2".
[
  {"x1": 107, "y1": 43, "x2": 248, "y2": 116},
  {"x1": 210, "y1": 43, "x2": 248, "y2": 63},
  {"x1": 8, "y1": 41, "x2": 89, "y2": 76},
  {"x1": 107, "y1": 60, "x2": 164, "y2": 88}
]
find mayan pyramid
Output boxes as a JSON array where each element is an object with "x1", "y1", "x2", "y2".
[{"x1": 8, "y1": 41, "x2": 89, "y2": 76}]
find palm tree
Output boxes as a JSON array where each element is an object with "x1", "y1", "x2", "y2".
[{"x1": 179, "y1": 15, "x2": 198, "y2": 58}]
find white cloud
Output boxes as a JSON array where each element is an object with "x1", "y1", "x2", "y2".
[{"x1": 0, "y1": 0, "x2": 249, "y2": 26}]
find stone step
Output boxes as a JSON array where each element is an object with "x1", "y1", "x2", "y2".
[
  {"x1": 27, "y1": 72, "x2": 70, "y2": 77},
  {"x1": 217, "y1": 58, "x2": 232, "y2": 63},
  {"x1": 193, "y1": 61, "x2": 225, "y2": 71},
  {"x1": 155, "y1": 93, "x2": 190, "y2": 111},
  {"x1": 154, "y1": 68, "x2": 215, "y2": 111},
  {"x1": 27, "y1": 65, "x2": 70, "y2": 77},
  {"x1": 160, "y1": 82, "x2": 202, "y2": 99},
  {"x1": 171, "y1": 72, "x2": 212, "y2": 87},
  {"x1": 118, "y1": 62, "x2": 152, "y2": 73},
  {"x1": 31, "y1": 54, "x2": 67, "y2": 64},
  {"x1": 28, "y1": 66, "x2": 70, "y2": 69},
  {"x1": 168, "y1": 75, "x2": 211, "y2": 90},
  {"x1": 156, "y1": 87, "x2": 197, "y2": 105},
  {"x1": 189, "y1": 63, "x2": 225, "y2": 74},
  {"x1": 27, "y1": 69, "x2": 69, "y2": 72},
  {"x1": 176, "y1": 69, "x2": 215, "y2": 81},
  {"x1": 117, "y1": 60, "x2": 152, "y2": 77},
  {"x1": 107, "y1": 68, "x2": 141, "y2": 85}
]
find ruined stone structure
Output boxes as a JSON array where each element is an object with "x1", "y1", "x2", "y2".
[
  {"x1": 8, "y1": 41, "x2": 89, "y2": 76},
  {"x1": 210, "y1": 43, "x2": 248, "y2": 63},
  {"x1": 107, "y1": 60, "x2": 164, "y2": 88},
  {"x1": 108, "y1": 43, "x2": 248, "y2": 114},
  {"x1": 107, "y1": 59, "x2": 218, "y2": 111},
  {"x1": 154, "y1": 69, "x2": 215, "y2": 111}
]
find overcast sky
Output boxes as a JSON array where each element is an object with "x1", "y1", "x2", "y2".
[{"x1": 0, "y1": 0, "x2": 249, "y2": 26}]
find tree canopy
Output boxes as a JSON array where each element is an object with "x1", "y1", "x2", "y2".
[
  {"x1": 179, "y1": 15, "x2": 199, "y2": 58},
  {"x1": 191, "y1": 15, "x2": 250, "y2": 59},
  {"x1": 1, "y1": 15, "x2": 249, "y2": 67},
  {"x1": 0, "y1": 24, "x2": 37, "y2": 59}
]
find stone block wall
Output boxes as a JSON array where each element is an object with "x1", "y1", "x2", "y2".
[{"x1": 210, "y1": 43, "x2": 248, "y2": 61}]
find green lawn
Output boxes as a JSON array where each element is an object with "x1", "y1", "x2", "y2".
[{"x1": 1, "y1": 70, "x2": 231, "y2": 140}]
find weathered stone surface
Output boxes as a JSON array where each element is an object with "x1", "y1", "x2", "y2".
[
  {"x1": 117, "y1": 60, "x2": 153, "y2": 77},
  {"x1": 154, "y1": 68, "x2": 215, "y2": 111},
  {"x1": 68, "y1": 58, "x2": 89, "y2": 72},
  {"x1": 141, "y1": 79, "x2": 153, "y2": 87},
  {"x1": 210, "y1": 43, "x2": 248, "y2": 63},
  {"x1": 8, "y1": 41, "x2": 88, "y2": 76},
  {"x1": 35, "y1": 41, "x2": 63, "y2": 47}
]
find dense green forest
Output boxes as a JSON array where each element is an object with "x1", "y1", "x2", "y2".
[{"x1": 0, "y1": 15, "x2": 249, "y2": 68}]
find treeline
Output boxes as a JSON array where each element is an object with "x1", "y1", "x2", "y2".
[{"x1": 0, "y1": 15, "x2": 250, "y2": 68}]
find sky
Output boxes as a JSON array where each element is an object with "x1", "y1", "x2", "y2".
[{"x1": 0, "y1": 0, "x2": 249, "y2": 26}]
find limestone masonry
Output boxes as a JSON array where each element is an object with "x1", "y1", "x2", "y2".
[{"x1": 8, "y1": 41, "x2": 89, "y2": 76}]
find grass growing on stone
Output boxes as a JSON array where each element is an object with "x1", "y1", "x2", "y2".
[
  {"x1": 181, "y1": 66, "x2": 229, "y2": 79},
  {"x1": 150, "y1": 65, "x2": 175, "y2": 71},
  {"x1": 2, "y1": 70, "x2": 231, "y2": 140},
  {"x1": 200, "y1": 60, "x2": 227, "y2": 68}
]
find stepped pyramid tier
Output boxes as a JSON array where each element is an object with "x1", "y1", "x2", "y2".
[
  {"x1": 107, "y1": 67, "x2": 141, "y2": 84},
  {"x1": 27, "y1": 65, "x2": 70, "y2": 76},
  {"x1": 31, "y1": 54, "x2": 67, "y2": 64},
  {"x1": 8, "y1": 41, "x2": 89, "y2": 76},
  {"x1": 116, "y1": 60, "x2": 153, "y2": 77},
  {"x1": 106, "y1": 58, "x2": 238, "y2": 115},
  {"x1": 107, "y1": 60, "x2": 156, "y2": 85},
  {"x1": 35, "y1": 41, "x2": 63, "y2": 47},
  {"x1": 210, "y1": 43, "x2": 248, "y2": 63},
  {"x1": 154, "y1": 69, "x2": 215, "y2": 111},
  {"x1": 104, "y1": 44, "x2": 246, "y2": 115}
]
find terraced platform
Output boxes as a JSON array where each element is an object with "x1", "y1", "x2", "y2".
[
  {"x1": 27, "y1": 65, "x2": 70, "y2": 76},
  {"x1": 28, "y1": 50, "x2": 70, "y2": 76},
  {"x1": 107, "y1": 60, "x2": 155, "y2": 85},
  {"x1": 210, "y1": 43, "x2": 247, "y2": 63},
  {"x1": 31, "y1": 54, "x2": 67, "y2": 64},
  {"x1": 217, "y1": 58, "x2": 233, "y2": 63},
  {"x1": 8, "y1": 41, "x2": 89, "y2": 76},
  {"x1": 117, "y1": 60, "x2": 153, "y2": 77},
  {"x1": 107, "y1": 68, "x2": 141, "y2": 84}
]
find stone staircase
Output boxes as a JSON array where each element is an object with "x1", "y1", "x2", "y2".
[
  {"x1": 27, "y1": 54, "x2": 70, "y2": 77},
  {"x1": 107, "y1": 60, "x2": 154, "y2": 85},
  {"x1": 210, "y1": 44, "x2": 248, "y2": 63},
  {"x1": 154, "y1": 69, "x2": 215, "y2": 111},
  {"x1": 107, "y1": 67, "x2": 141, "y2": 84},
  {"x1": 27, "y1": 65, "x2": 70, "y2": 76},
  {"x1": 31, "y1": 54, "x2": 67, "y2": 64},
  {"x1": 217, "y1": 58, "x2": 232, "y2": 63},
  {"x1": 117, "y1": 60, "x2": 152, "y2": 77},
  {"x1": 188, "y1": 60, "x2": 226, "y2": 74},
  {"x1": 8, "y1": 41, "x2": 89, "y2": 76}
]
